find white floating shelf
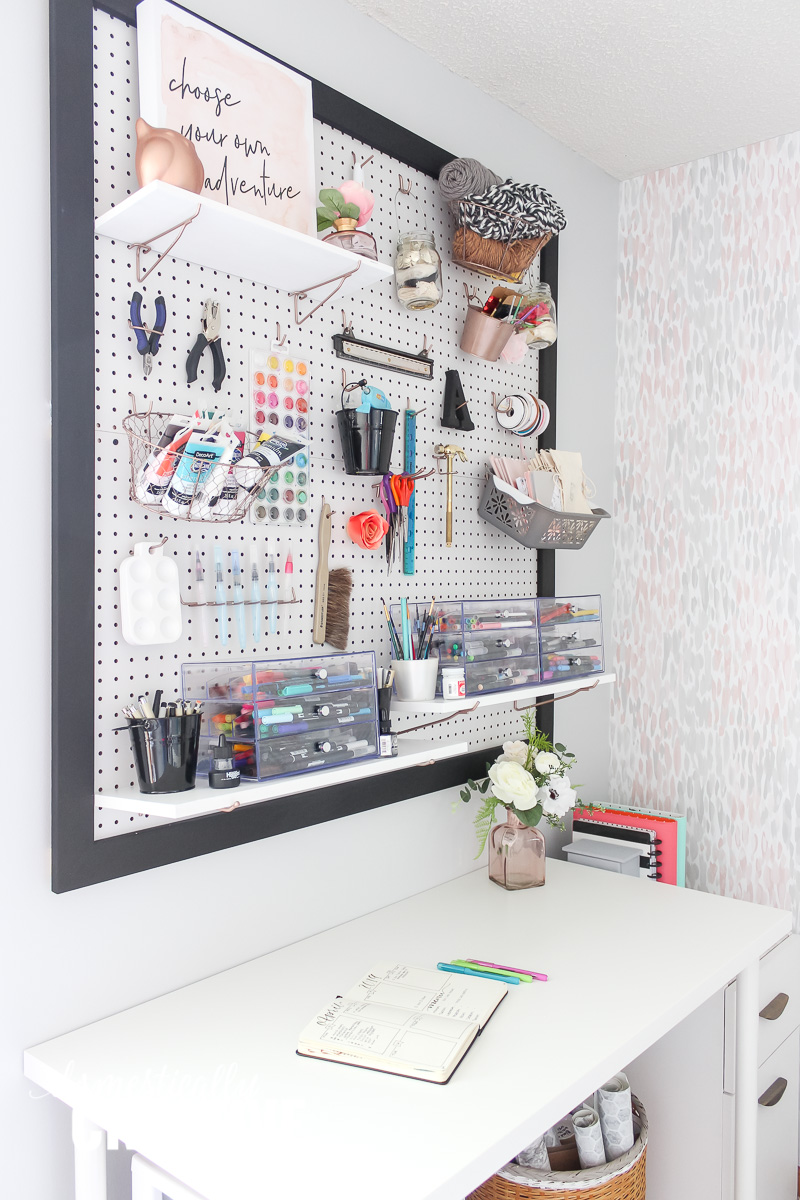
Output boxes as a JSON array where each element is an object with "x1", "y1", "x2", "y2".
[
  {"x1": 95, "y1": 180, "x2": 394, "y2": 295},
  {"x1": 96, "y1": 738, "x2": 470, "y2": 821},
  {"x1": 392, "y1": 672, "x2": 616, "y2": 716}
]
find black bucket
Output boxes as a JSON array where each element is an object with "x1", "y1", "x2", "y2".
[
  {"x1": 337, "y1": 407, "x2": 398, "y2": 475},
  {"x1": 128, "y1": 715, "x2": 201, "y2": 794}
]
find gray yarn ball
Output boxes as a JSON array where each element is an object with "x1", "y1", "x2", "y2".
[{"x1": 438, "y1": 157, "x2": 502, "y2": 212}]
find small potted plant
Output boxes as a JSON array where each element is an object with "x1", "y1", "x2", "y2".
[
  {"x1": 316, "y1": 182, "x2": 377, "y2": 261},
  {"x1": 460, "y1": 712, "x2": 589, "y2": 890}
]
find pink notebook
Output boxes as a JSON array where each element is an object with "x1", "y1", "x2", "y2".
[{"x1": 574, "y1": 807, "x2": 679, "y2": 886}]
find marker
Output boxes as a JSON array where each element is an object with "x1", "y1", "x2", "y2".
[
  {"x1": 466, "y1": 959, "x2": 549, "y2": 982},
  {"x1": 436, "y1": 963, "x2": 519, "y2": 985},
  {"x1": 450, "y1": 960, "x2": 533, "y2": 982}
]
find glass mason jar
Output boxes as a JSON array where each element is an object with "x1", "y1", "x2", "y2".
[
  {"x1": 488, "y1": 809, "x2": 546, "y2": 890},
  {"x1": 395, "y1": 230, "x2": 442, "y2": 310},
  {"x1": 520, "y1": 282, "x2": 557, "y2": 349}
]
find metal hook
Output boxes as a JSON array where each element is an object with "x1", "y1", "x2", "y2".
[
  {"x1": 463, "y1": 282, "x2": 481, "y2": 305},
  {"x1": 351, "y1": 152, "x2": 374, "y2": 169},
  {"x1": 341, "y1": 310, "x2": 353, "y2": 334},
  {"x1": 418, "y1": 335, "x2": 433, "y2": 358},
  {"x1": 492, "y1": 391, "x2": 512, "y2": 414},
  {"x1": 397, "y1": 174, "x2": 412, "y2": 195},
  {"x1": 274, "y1": 323, "x2": 287, "y2": 347},
  {"x1": 148, "y1": 536, "x2": 169, "y2": 553}
]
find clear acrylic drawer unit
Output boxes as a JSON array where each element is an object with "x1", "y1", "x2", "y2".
[
  {"x1": 182, "y1": 653, "x2": 379, "y2": 781},
  {"x1": 391, "y1": 597, "x2": 603, "y2": 697}
]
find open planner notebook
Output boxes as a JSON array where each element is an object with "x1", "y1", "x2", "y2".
[{"x1": 297, "y1": 963, "x2": 508, "y2": 1084}]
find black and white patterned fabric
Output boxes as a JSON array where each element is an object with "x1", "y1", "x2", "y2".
[{"x1": 458, "y1": 180, "x2": 567, "y2": 241}]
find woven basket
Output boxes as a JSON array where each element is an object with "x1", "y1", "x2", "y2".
[
  {"x1": 467, "y1": 1099, "x2": 647, "y2": 1200},
  {"x1": 452, "y1": 225, "x2": 552, "y2": 284}
]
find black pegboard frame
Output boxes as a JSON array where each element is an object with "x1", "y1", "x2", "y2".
[{"x1": 51, "y1": 0, "x2": 558, "y2": 891}]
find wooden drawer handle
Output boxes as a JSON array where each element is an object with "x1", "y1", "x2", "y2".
[
  {"x1": 759, "y1": 992, "x2": 789, "y2": 1021},
  {"x1": 758, "y1": 1077, "x2": 788, "y2": 1107}
]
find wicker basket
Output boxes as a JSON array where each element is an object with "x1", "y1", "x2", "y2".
[
  {"x1": 468, "y1": 1099, "x2": 647, "y2": 1200},
  {"x1": 452, "y1": 222, "x2": 552, "y2": 284}
]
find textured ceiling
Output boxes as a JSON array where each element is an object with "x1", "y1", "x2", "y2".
[{"x1": 346, "y1": 0, "x2": 800, "y2": 179}]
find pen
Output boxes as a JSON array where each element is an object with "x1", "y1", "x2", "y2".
[
  {"x1": 214, "y1": 545, "x2": 229, "y2": 646},
  {"x1": 450, "y1": 960, "x2": 534, "y2": 982},
  {"x1": 232, "y1": 550, "x2": 246, "y2": 648},
  {"x1": 194, "y1": 551, "x2": 212, "y2": 646},
  {"x1": 251, "y1": 555, "x2": 261, "y2": 644},
  {"x1": 437, "y1": 963, "x2": 519, "y2": 985},
  {"x1": 466, "y1": 959, "x2": 549, "y2": 982},
  {"x1": 267, "y1": 547, "x2": 278, "y2": 635}
]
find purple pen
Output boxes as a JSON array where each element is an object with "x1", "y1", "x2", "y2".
[{"x1": 466, "y1": 959, "x2": 548, "y2": 982}]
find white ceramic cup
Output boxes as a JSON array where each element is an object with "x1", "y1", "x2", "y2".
[{"x1": 391, "y1": 658, "x2": 439, "y2": 701}]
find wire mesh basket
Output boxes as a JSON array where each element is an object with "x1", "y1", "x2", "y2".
[
  {"x1": 122, "y1": 408, "x2": 274, "y2": 523},
  {"x1": 479, "y1": 477, "x2": 609, "y2": 550},
  {"x1": 452, "y1": 201, "x2": 553, "y2": 284},
  {"x1": 468, "y1": 1098, "x2": 647, "y2": 1199}
]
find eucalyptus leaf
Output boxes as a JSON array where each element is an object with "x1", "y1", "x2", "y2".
[
  {"x1": 319, "y1": 187, "x2": 345, "y2": 208},
  {"x1": 339, "y1": 202, "x2": 360, "y2": 219},
  {"x1": 513, "y1": 803, "x2": 543, "y2": 829},
  {"x1": 555, "y1": 743, "x2": 566, "y2": 751}
]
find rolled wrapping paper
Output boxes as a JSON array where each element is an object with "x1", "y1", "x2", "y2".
[
  {"x1": 514, "y1": 1137, "x2": 550, "y2": 1169},
  {"x1": 572, "y1": 1107, "x2": 607, "y2": 1168},
  {"x1": 597, "y1": 1073, "x2": 635, "y2": 1161},
  {"x1": 438, "y1": 156, "x2": 502, "y2": 212}
]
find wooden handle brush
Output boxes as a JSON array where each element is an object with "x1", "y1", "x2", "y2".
[
  {"x1": 313, "y1": 501, "x2": 332, "y2": 645},
  {"x1": 313, "y1": 500, "x2": 353, "y2": 651}
]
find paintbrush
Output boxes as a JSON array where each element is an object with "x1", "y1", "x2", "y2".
[
  {"x1": 324, "y1": 567, "x2": 353, "y2": 651},
  {"x1": 313, "y1": 498, "x2": 353, "y2": 650}
]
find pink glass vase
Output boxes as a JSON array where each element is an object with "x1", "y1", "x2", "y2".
[{"x1": 488, "y1": 809, "x2": 546, "y2": 890}]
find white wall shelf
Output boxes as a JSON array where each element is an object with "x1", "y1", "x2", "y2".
[
  {"x1": 96, "y1": 738, "x2": 470, "y2": 821},
  {"x1": 95, "y1": 181, "x2": 394, "y2": 303},
  {"x1": 392, "y1": 671, "x2": 616, "y2": 717}
]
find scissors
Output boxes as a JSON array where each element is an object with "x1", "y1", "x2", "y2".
[{"x1": 390, "y1": 474, "x2": 415, "y2": 544}]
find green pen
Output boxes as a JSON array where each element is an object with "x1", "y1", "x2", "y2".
[{"x1": 450, "y1": 959, "x2": 533, "y2": 982}]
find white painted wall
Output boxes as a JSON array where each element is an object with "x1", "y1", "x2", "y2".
[{"x1": 1, "y1": 1, "x2": 617, "y2": 1195}]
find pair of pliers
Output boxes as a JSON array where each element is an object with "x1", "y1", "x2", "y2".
[
  {"x1": 186, "y1": 299, "x2": 226, "y2": 392},
  {"x1": 130, "y1": 291, "x2": 166, "y2": 377}
]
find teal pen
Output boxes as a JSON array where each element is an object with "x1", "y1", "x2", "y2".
[
  {"x1": 251, "y1": 557, "x2": 261, "y2": 643},
  {"x1": 213, "y1": 545, "x2": 228, "y2": 646},
  {"x1": 436, "y1": 962, "x2": 519, "y2": 985},
  {"x1": 401, "y1": 597, "x2": 410, "y2": 660},
  {"x1": 232, "y1": 551, "x2": 246, "y2": 648}
]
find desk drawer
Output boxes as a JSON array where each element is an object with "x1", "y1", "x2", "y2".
[
  {"x1": 758, "y1": 934, "x2": 800, "y2": 1065},
  {"x1": 756, "y1": 1029, "x2": 800, "y2": 1200},
  {"x1": 723, "y1": 934, "x2": 800, "y2": 1093}
]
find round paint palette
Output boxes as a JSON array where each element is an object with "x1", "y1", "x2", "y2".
[{"x1": 249, "y1": 345, "x2": 310, "y2": 528}]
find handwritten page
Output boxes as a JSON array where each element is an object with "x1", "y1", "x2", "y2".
[
  {"x1": 303, "y1": 999, "x2": 474, "y2": 1072},
  {"x1": 343, "y1": 963, "x2": 507, "y2": 1026}
]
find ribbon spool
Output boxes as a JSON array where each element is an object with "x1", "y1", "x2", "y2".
[{"x1": 495, "y1": 392, "x2": 550, "y2": 438}]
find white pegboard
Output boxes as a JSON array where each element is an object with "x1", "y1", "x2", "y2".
[{"x1": 92, "y1": 9, "x2": 545, "y2": 838}]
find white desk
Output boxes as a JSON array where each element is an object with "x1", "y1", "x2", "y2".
[{"x1": 24, "y1": 862, "x2": 790, "y2": 1200}]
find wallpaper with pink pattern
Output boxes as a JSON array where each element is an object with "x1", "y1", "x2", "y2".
[{"x1": 611, "y1": 133, "x2": 800, "y2": 922}]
